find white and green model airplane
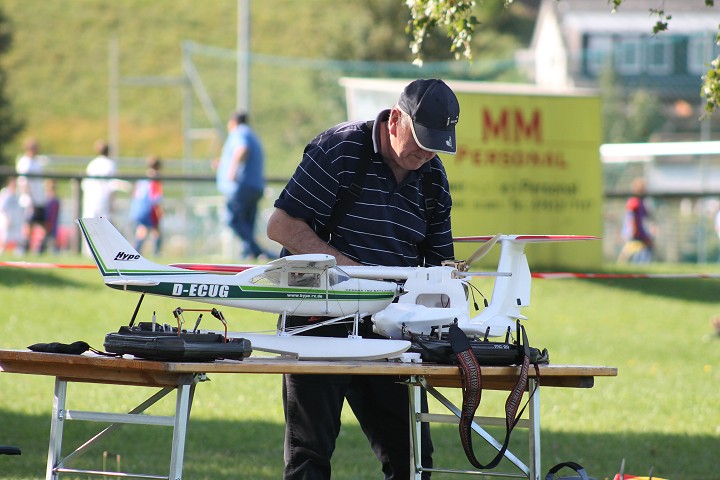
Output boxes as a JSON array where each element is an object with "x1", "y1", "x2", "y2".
[{"x1": 77, "y1": 217, "x2": 597, "y2": 360}]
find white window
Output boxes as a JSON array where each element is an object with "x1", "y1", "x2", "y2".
[
  {"x1": 645, "y1": 36, "x2": 674, "y2": 75},
  {"x1": 688, "y1": 33, "x2": 718, "y2": 75},
  {"x1": 586, "y1": 35, "x2": 613, "y2": 76},
  {"x1": 615, "y1": 36, "x2": 643, "y2": 75}
]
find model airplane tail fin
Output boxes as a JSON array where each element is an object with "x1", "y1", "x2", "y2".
[
  {"x1": 457, "y1": 235, "x2": 599, "y2": 336},
  {"x1": 76, "y1": 217, "x2": 183, "y2": 279}
]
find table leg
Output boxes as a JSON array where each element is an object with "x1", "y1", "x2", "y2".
[
  {"x1": 409, "y1": 375, "x2": 537, "y2": 478},
  {"x1": 528, "y1": 378, "x2": 541, "y2": 480},
  {"x1": 408, "y1": 378, "x2": 423, "y2": 479},
  {"x1": 43, "y1": 373, "x2": 200, "y2": 480},
  {"x1": 169, "y1": 382, "x2": 195, "y2": 480},
  {"x1": 46, "y1": 378, "x2": 67, "y2": 480}
]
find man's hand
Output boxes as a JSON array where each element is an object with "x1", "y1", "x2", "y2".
[{"x1": 266, "y1": 208, "x2": 362, "y2": 266}]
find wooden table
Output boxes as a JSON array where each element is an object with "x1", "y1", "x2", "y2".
[{"x1": 0, "y1": 350, "x2": 617, "y2": 480}]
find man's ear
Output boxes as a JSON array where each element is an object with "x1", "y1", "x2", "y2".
[{"x1": 388, "y1": 108, "x2": 402, "y2": 136}]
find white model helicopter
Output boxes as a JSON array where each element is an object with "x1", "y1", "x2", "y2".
[{"x1": 77, "y1": 217, "x2": 597, "y2": 360}]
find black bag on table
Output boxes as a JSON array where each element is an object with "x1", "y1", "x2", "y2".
[
  {"x1": 409, "y1": 321, "x2": 548, "y2": 471},
  {"x1": 28, "y1": 341, "x2": 94, "y2": 355},
  {"x1": 408, "y1": 322, "x2": 549, "y2": 366},
  {"x1": 104, "y1": 323, "x2": 251, "y2": 362}
]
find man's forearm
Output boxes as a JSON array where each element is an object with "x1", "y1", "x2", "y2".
[{"x1": 266, "y1": 209, "x2": 360, "y2": 266}]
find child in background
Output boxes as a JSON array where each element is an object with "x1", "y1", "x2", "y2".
[
  {"x1": 0, "y1": 177, "x2": 24, "y2": 254},
  {"x1": 618, "y1": 177, "x2": 654, "y2": 263},
  {"x1": 43, "y1": 179, "x2": 61, "y2": 253},
  {"x1": 129, "y1": 156, "x2": 163, "y2": 255}
]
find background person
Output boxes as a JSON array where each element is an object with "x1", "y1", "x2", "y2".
[
  {"x1": 618, "y1": 177, "x2": 654, "y2": 263},
  {"x1": 215, "y1": 111, "x2": 274, "y2": 260},
  {"x1": 82, "y1": 139, "x2": 118, "y2": 220},
  {"x1": 0, "y1": 177, "x2": 24, "y2": 254},
  {"x1": 42, "y1": 179, "x2": 60, "y2": 253},
  {"x1": 267, "y1": 78, "x2": 460, "y2": 480},
  {"x1": 129, "y1": 155, "x2": 163, "y2": 255},
  {"x1": 15, "y1": 137, "x2": 49, "y2": 254}
]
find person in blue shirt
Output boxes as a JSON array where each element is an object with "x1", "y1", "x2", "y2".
[
  {"x1": 216, "y1": 111, "x2": 273, "y2": 260},
  {"x1": 267, "y1": 79, "x2": 460, "y2": 480}
]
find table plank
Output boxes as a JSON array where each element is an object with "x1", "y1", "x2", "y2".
[{"x1": 0, "y1": 349, "x2": 617, "y2": 389}]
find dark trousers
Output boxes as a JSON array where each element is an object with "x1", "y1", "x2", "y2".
[
  {"x1": 227, "y1": 187, "x2": 264, "y2": 258},
  {"x1": 280, "y1": 317, "x2": 433, "y2": 479},
  {"x1": 283, "y1": 373, "x2": 433, "y2": 480}
]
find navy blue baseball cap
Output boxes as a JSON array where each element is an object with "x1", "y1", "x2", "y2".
[{"x1": 398, "y1": 79, "x2": 460, "y2": 154}]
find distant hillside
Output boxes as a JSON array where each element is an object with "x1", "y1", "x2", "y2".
[
  {"x1": 1, "y1": 0, "x2": 531, "y2": 176},
  {"x1": 1, "y1": 0, "x2": 352, "y2": 173}
]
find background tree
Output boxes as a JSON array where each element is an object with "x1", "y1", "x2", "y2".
[
  {"x1": 406, "y1": 0, "x2": 720, "y2": 116},
  {"x1": 600, "y1": 64, "x2": 666, "y2": 143},
  {"x1": 329, "y1": 0, "x2": 533, "y2": 64},
  {"x1": 0, "y1": 7, "x2": 23, "y2": 168}
]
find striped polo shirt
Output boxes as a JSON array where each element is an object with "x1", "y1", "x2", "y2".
[{"x1": 274, "y1": 109, "x2": 454, "y2": 267}]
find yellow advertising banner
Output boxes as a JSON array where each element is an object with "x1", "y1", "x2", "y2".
[
  {"x1": 446, "y1": 88, "x2": 603, "y2": 268},
  {"x1": 340, "y1": 78, "x2": 603, "y2": 269}
]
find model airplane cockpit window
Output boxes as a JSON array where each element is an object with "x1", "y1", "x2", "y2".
[
  {"x1": 250, "y1": 271, "x2": 280, "y2": 286},
  {"x1": 416, "y1": 293, "x2": 452, "y2": 308},
  {"x1": 288, "y1": 272, "x2": 321, "y2": 288},
  {"x1": 328, "y1": 269, "x2": 350, "y2": 286}
]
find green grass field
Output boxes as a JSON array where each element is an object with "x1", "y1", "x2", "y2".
[{"x1": 1, "y1": 257, "x2": 719, "y2": 479}]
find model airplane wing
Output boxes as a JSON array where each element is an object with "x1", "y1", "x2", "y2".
[
  {"x1": 222, "y1": 332, "x2": 411, "y2": 361},
  {"x1": 266, "y1": 254, "x2": 336, "y2": 270},
  {"x1": 106, "y1": 279, "x2": 160, "y2": 286},
  {"x1": 169, "y1": 255, "x2": 337, "y2": 275},
  {"x1": 454, "y1": 234, "x2": 600, "y2": 243},
  {"x1": 169, "y1": 263, "x2": 253, "y2": 274}
]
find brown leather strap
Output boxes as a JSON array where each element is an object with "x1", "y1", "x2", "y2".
[{"x1": 451, "y1": 322, "x2": 539, "y2": 470}]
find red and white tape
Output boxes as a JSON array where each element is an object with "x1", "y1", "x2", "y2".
[
  {"x1": 0, "y1": 261, "x2": 95, "y2": 269},
  {"x1": 1, "y1": 261, "x2": 719, "y2": 280},
  {"x1": 532, "y1": 272, "x2": 720, "y2": 279}
]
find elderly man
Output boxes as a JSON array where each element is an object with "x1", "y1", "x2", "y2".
[{"x1": 267, "y1": 79, "x2": 460, "y2": 480}]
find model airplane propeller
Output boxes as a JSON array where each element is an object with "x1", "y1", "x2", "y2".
[{"x1": 77, "y1": 217, "x2": 598, "y2": 360}]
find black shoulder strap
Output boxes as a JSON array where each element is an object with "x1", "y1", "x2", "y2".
[
  {"x1": 421, "y1": 170, "x2": 437, "y2": 222},
  {"x1": 323, "y1": 120, "x2": 439, "y2": 238},
  {"x1": 322, "y1": 120, "x2": 375, "y2": 238}
]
